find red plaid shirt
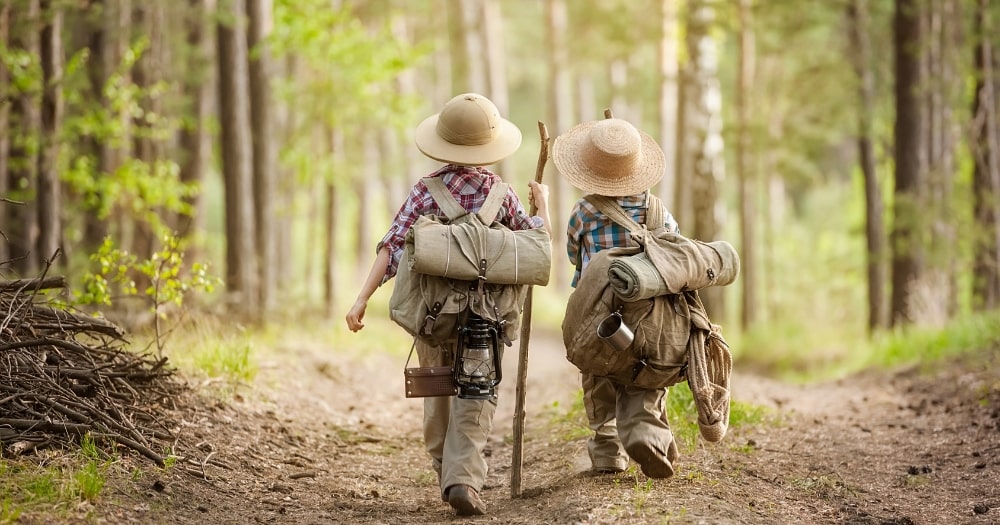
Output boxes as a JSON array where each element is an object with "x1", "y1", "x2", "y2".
[{"x1": 378, "y1": 164, "x2": 542, "y2": 283}]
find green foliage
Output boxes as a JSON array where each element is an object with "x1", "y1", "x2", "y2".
[
  {"x1": 270, "y1": 0, "x2": 427, "y2": 187},
  {"x1": 61, "y1": 39, "x2": 195, "y2": 238},
  {"x1": 546, "y1": 394, "x2": 591, "y2": 442},
  {"x1": 76, "y1": 234, "x2": 220, "y2": 311},
  {"x1": 865, "y1": 310, "x2": 1000, "y2": 370}
]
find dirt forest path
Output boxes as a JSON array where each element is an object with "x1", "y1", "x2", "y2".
[{"x1": 122, "y1": 328, "x2": 999, "y2": 525}]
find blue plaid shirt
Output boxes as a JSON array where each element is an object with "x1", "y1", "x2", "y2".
[{"x1": 566, "y1": 192, "x2": 680, "y2": 287}]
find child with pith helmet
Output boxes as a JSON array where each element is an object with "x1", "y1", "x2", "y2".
[{"x1": 346, "y1": 93, "x2": 550, "y2": 516}]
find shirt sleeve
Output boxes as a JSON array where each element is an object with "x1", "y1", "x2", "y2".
[
  {"x1": 498, "y1": 185, "x2": 543, "y2": 231},
  {"x1": 376, "y1": 182, "x2": 427, "y2": 284},
  {"x1": 565, "y1": 200, "x2": 586, "y2": 285}
]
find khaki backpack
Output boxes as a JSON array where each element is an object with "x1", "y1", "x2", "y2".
[
  {"x1": 562, "y1": 194, "x2": 738, "y2": 386},
  {"x1": 389, "y1": 177, "x2": 538, "y2": 348},
  {"x1": 562, "y1": 194, "x2": 739, "y2": 441}
]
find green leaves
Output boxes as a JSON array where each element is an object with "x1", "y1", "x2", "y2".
[{"x1": 75, "y1": 234, "x2": 221, "y2": 315}]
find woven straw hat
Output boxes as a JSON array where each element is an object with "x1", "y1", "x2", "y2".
[
  {"x1": 414, "y1": 93, "x2": 522, "y2": 166},
  {"x1": 552, "y1": 118, "x2": 665, "y2": 196}
]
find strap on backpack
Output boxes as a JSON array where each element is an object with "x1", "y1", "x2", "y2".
[
  {"x1": 423, "y1": 176, "x2": 509, "y2": 224},
  {"x1": 584, "y1": 192, "x2": 666, "y2": 241}
]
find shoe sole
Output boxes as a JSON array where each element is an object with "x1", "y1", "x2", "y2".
[
  {"x1": 626, "y1": 444, "x2": 675, "y2": 479},
  {"x1": 448, "y1": 492, "x2": 485, "y2": 516}
]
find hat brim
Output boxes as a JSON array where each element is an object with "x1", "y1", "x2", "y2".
[
  {"x1": 552, "y1": 121, "x2": 665, "y2": 197},
  {"x1": 414, "y1": 113, "x2": 522, "y2": 166}
]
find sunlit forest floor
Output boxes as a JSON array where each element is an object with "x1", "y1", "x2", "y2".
[{"x1": 10, "y1": 324, "x2": 1000, "y2": 524}]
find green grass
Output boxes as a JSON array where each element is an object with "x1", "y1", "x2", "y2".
[
  {"x1": 544, "y1": 380, "x2": 770, "y2": 450},
  {"x1": 0, "y1": 435, "x2": 112, "y2": 521},
  {"x1": 732, "y1": 308, "x2": 1000, "y2": 383}
]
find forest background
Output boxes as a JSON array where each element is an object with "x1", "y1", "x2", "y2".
[{"x1": 2, "y1": 0, "x2": 1000, "y2": 380}]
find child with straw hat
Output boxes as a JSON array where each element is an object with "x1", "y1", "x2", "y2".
[{"x1": 553, "y1": 116, "x2": 680, "y2": 478}]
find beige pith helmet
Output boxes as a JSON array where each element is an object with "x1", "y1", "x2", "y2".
[
  {"x1": 414, "y1": 93, "x2": 522, "y2": 166},
  {"x1": 552, "y1": 118, "x2": 665, "y2": 197}
]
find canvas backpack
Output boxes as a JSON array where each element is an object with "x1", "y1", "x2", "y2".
[
  {"x1": 562, "y1": 194, "x2": 739, "y2": 441},
  {"x1": 562, "y1": 194, "x2": 690, "y2": 388},
  {"x1": 389, "y1": 177, "x2": 534, "y2": 348}
]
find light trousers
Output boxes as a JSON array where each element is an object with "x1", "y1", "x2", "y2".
[{"x1": 416, "y1": 339, "x2": 497, "y2": 499}]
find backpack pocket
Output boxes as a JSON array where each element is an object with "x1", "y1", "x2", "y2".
[{"x1": 630, "y1": 294, "x2": 691, "y2": 389}]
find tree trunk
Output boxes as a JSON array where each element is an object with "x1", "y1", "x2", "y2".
[
  {"x1": 36, "y1": 0, "x2": 63, "y2": 266},
  {"x1": 247, "y1": 0, "x2": 277, "y2": 315},
  {"x1": 736, "y1": 0, "x2": 756, "y2": 330},
  {"x1": 324, "y1": 127, "x2": 344, "y2": 316},
  {"x1": 324, "y1": 178, "x2": 338, "y2": 317},
  {"x1": 130, "y1": 2, "x2": 163, "y2": 268},
  {"x1": 217, "y1": 0, "x2": 259, "y2": 318},
  {"x1": 848, "y1": 0, "x2": 889, "y2": 333},
  {"x1": 545, "y1": 0, "x2": 571, "y2": 290},
  {"x1": 971, "y1": 0, "x2": 1000, "y2": 311},
  {"x1": 481, "y1": 0, "x2": 508, "y2": 176},
  {"x1": 921, "y1": 0, "x2": 960, "y2": 323},
  {"x1": 684, "y1": 0, "x2": 726, "y2": 318},
  {"x1": 177, "y1": 0, "x2": 213, "y2": 246},
  {"x1": 656, "y1": 0, "x2": 679, "y2": 210},
  {"x1": 0, "y1": 1, "x2": 10, "y2": 264},
  {"x1": 7, "y1": 0, "x2": 40, "y2": 275},
  {"x1": 446, "y1": 0, "x2": 471, "y2": 95},
  {"x1": 83, "y1": 0, "x2": 107, "y2": 253},
  {"x1": 891, "y1": 0, "x2": 927, "y2": 327}
]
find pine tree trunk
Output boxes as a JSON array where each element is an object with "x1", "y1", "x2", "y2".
[
  {"x1": 247, "y1": 0, "x2": 277, "y2": 315},
  {"x1": 545, "y1": 0, "x2": 571, "y2": 290},
  {"x1": 217, "y1": 0, "x2": 259, "y2": 318},
  {"x1": 656, "y1": 0, "x2": 679, "y2": 209},
  {"x1": 685, "y1": 0, "x2": 726, "y2": 318},
  {"x1": 0, "y1": 1, "x2": 10, "y2": 264},
  {"x1": 8, "y1": 0, "x2": 40, "y2": 275},
  {"x1": 736, "y1": 0, "x2": 757, "y2": 329},
  {"x1": 36, "y1": 0, "x2": 63, "y2": 266},
  {"x1": 848, "y1": 0, "x2": 889, "y2": 332},
  {"x1": 83, "y1": 0, "x2": 107, "y2": 253},
  {"x1": 972, "y1": 0, "x2": 1000, "y2": 311},
  {"x1": 481, "y1": 0, "x2": 508, "y2": 176},
  {"x1": 891, "y1": 0, "x2": 927, "y2": 327},
  {"x1": 177, "y1": 0, "x2": 213, "y2": 246}
]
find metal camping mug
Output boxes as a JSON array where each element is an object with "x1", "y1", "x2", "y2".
[{"x1": 597, "y1": 311, "x2": 634, "y2": 351}]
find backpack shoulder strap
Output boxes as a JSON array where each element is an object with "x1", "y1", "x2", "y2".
[
  {"x1": 423, "y1": 176, "x2": 468, "y2": 220},
  {"x1": 585, "y1": 193, "x2": 667, "y2": 231},
  {"x1": 477, "y1": 182, "x2": 510, "y2": 224},
  {"x1": 645, "y1": 193, "x2": 665, "y2": 229},
  {"x1": 584, "y1": 194, "x2": 644, "y2": 233}
]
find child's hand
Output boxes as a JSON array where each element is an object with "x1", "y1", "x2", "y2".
[
  {"x1": 345, "y1": 300, "x2": 368, "y2": 332},
  {"x1": 528, "y1": 181, "x2": 549, "y2": 212}
]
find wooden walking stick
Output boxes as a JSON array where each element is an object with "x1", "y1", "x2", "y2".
[{"x1": 511, "y1": 120, "x2": 549, "y2": 498}]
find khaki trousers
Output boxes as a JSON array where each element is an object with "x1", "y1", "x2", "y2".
[
  {"x1": 582, "y1": 372, "x2": 674, "y2": 471},
  {"x1": 416, "y1": 338, "x2": 497, "y2": 499}
]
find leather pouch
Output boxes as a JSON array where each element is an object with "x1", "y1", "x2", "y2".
[
  {"x1": 404, "y1": 344, "x2": 457, "y2": 398},
  {"x1": 404, "y1": 366, "x2": 458, "y2": 398}
]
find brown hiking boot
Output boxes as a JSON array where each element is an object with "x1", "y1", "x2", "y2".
[
  {"x1": 626, "y1": 442, "x2": 676, "y2": 479},
  {"x1": 447, "y1": 484, "x2": 486, "y2": 516}
]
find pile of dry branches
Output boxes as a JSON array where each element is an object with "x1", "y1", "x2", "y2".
[{"x1": 0, "y1": 276, "x2": 184, "y2": 465}]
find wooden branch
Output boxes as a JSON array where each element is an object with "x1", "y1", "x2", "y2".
[
  {"x1": 511, "y1": 120, "x2": 550, "y2": 499},
  {"x1": 0, "y1": 276, "x2": 66, "y2": 292}
]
